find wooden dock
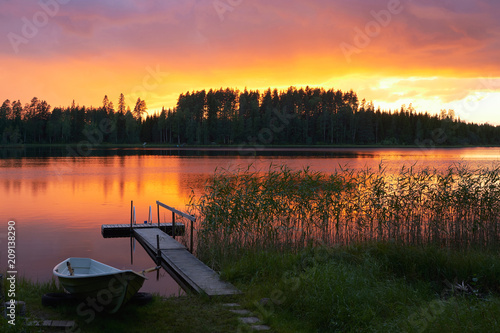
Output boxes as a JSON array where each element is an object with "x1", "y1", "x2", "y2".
[
  {"x1": 101, "y1": 223, "x2": 184, "y2": 238},
  {"x1": 133, "y1": 228, "x2": 240, "y2": 296}
]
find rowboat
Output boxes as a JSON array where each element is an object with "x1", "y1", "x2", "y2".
[{"x1": 53, "y1": 258, "x2": 156, "y2": 313}]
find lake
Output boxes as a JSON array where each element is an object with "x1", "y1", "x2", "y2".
[{"x1": 1, "y1": 146, "x2": 500, "y2": 295}]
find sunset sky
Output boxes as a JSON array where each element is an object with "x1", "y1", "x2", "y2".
[{"x1": 1, "y1": 0, "x2": 500, "y2": 124}]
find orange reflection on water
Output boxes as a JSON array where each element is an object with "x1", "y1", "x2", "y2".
[
  {"x1": 0, "y1": 155, "x2": 196, "y2": 295},
  {"x1": 1, "y1": 155, "x2": 190, "y2": 229},
  {"x1": 1, "y1": 148, "x2": 500, "y2": 292}
]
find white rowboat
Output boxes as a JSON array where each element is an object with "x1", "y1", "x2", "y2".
[{"x1": 53, "y1": 258, "x2": 151, "y2": 313}]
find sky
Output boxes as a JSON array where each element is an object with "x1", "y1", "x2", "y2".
[{"x1": 1, "y1": 0, "x2": 500, "y2": 124}]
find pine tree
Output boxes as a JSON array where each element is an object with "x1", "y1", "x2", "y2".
[
  {"x1": 118, "y1": 93, "x2": 126, "y2": 114},
  {"x1": 133, "y1": 98, "x2": 147, "y2": 120},
  {"x1": 102, "y1": 95, "x2": 110, "y2": 112}
]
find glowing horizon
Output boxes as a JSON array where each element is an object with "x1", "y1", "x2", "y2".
[{"x1": 1, "y1": 0, "x2": 500, "y2": 125}]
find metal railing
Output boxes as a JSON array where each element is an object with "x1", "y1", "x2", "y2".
[{"x1": 156, "y1": 200, "x2": 195, "y2": 253}]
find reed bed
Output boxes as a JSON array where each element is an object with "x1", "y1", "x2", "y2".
[{"x1": 191, "y1": 163, "x2": 500, "y2": 261}]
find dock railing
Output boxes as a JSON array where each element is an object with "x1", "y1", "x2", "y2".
[{"x1": 156, "y1": 200, "x2": 195, "y2": 253}]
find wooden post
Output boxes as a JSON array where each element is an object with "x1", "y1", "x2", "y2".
[
  {"x1": 156, "y1": 234, "x2": 161, "y2": 281},
  {"x1": 157, "y1": 203, "x2": 160, "y2": 227},
  {"x1": 172, "y1": 211, "x2": 176, "y2": 239},
  {"x1": 190, "y1": 218, "x2": 194, "y2": 253},
  {"x1": 130, "y1": 237, "x2": 134, "y2": 265},
  {"x1": 130, "y1": 200, "x2": 134, "y2": 265},
  {"x1": 130, "y1": 201, "x2": 133, "y2": 233},
  {"x1": 156, "y1": 234, "x2": 161, "y2": 264}
]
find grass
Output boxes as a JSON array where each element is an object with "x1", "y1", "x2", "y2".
[
  {"x1": 219, "y1": 243, "x2": 500, "y2": 333},
  {"x1": 3, "y1": 244, "x2": 500, "y2": 332},
  {"x1": 187, "y1": 163, "x2": 500, "y2": 332},
  {"x1": 0, "y1": 276, "x2": 241, "y2": 333},
  {"x1": 59, "y1": 295, "x2": 240, "y2": 333}
]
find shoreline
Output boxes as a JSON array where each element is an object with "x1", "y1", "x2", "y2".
[
  {"x1": 3, "y1": 242, "x2": 500, "y2": 332},
  {"x1": 2, "y1": 143, "x2": 500, "y2": 150}
]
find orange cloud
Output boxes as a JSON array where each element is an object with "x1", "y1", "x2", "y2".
[{"x1": 0, "y1": 0, "x2": 499, "y2": 123}]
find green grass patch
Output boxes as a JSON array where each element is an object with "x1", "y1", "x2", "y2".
[
  {"x1": 218, "y1": 243, "x2": 500, "y2": 333},
  {"x1": 0, "y1": 275, "x2": 241, "y2": 333},
  {"x1": 3, "y1": 244, "x2": 500, "y2": 332},
  {"x1": 188, "y1": 163, "x2": 500, "y2": 331}
]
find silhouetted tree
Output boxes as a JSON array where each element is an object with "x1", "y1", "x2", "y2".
[
  {"x1": 117, "y1": 93, "x2": 126, "y2": 114},
  {"x1": 3, "y1": 88, "x2": 500, "y2": 146},
  {"x1": 133, "y1": 98, "x2": 147, "y2": 120}
]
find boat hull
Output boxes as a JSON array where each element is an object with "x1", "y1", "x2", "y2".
[{"x1": 53, "y1": 258, "x2": 146, "y2": 313}]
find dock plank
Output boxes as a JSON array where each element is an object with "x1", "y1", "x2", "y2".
[
  {"x1": 133, "y1": 228, "x2": 240, "y2": 296},
  {"x1": 134, "y1": 228, "x2": 186, "y2": 250},
  {"x1": 160, "y1": 250, "x2": 239, "y2": 295},
  {"x1": 101, "y1": 223, "x2": 184, "y2": 238}
]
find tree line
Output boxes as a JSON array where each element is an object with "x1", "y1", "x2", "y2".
[{"x1": 1, "y1": 87, "x2": 500, "y2": 146}]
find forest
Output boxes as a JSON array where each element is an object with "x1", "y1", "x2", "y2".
[{"x1": 1, "y1": 86, "x2": 500, "y2": 146}]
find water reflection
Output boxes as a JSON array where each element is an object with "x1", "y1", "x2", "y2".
[
  {"x1": 0, "y1": 154, "x2": 189, "y2": 295},
  {"x1": 0, "y1": 147, "x2": 499, "y2": 295}
]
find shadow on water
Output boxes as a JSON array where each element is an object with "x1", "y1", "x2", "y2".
[{"x1": 0, "y1": 146, "x2": 380, "y2": 159}]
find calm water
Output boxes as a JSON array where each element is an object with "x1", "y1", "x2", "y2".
[{"x1": 1, "y1": 147, "x2": 500, "y2": 295}]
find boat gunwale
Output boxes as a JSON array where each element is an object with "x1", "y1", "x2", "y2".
[{"x1": 53, "y1": 257, "x2": 146, "y2": 280}]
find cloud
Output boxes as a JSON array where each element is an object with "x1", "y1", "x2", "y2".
[
  {"x1": 1, "y1": 0, "x2": 500, "y2": 124},
  {"x1": 2, "y1": 0, "x2": 499, "y2": 74}
]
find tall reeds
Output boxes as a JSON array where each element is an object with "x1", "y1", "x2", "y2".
[{"x1": 191, "y1": 164, "x2": 500, "y2": 262}]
